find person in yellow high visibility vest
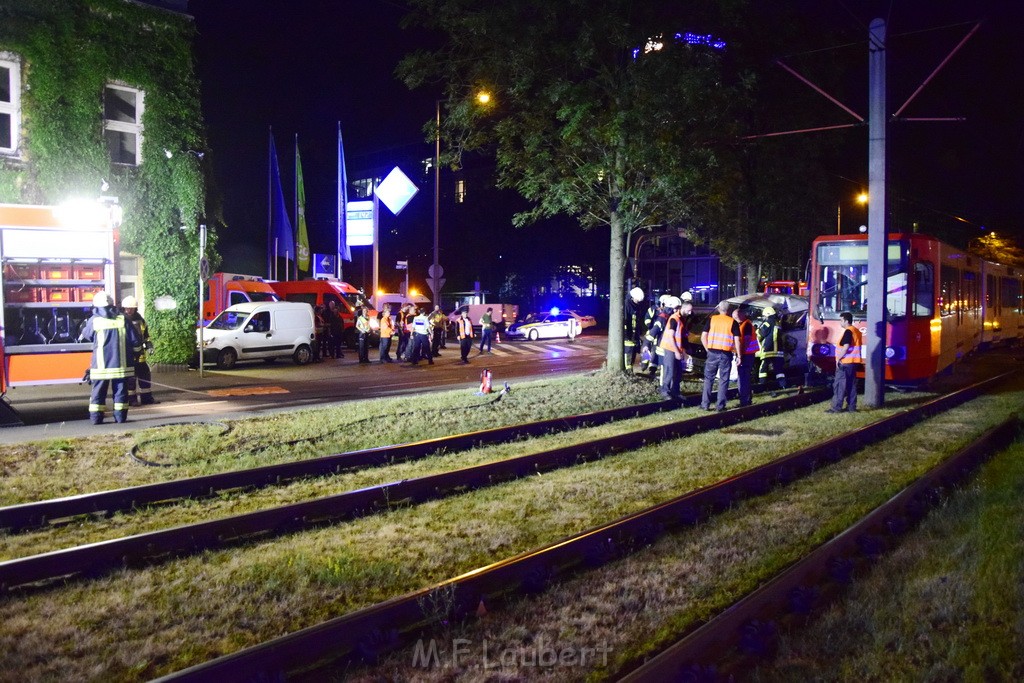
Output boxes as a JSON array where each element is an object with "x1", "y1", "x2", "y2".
[
  {"x1": 826, "y1": 311, "x2": 863, "y2": 413},
  {"x1": 79, "y1": 291, "x2": 143, "y2": 425},
  {"x1": 457, "y1": 309, "x2": 474, "y2": 363},
  {"x1": 700, "y1": 300, "x2": 742, "y2": 412}
]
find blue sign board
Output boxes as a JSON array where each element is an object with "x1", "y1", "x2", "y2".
[{"x1": 312, "y1": 253, "x2": 336, "y2": 279}]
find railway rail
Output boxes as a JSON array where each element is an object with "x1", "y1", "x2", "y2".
[
  {"x1": 0, "y1": 388, "x2": 824, "y2": 591},
  {"x1": 1, "y1": 386, "x2": 759, "y2": 532},
  {"x1": 149, "y1": 371, "x2": 1015, "y2": 681}
]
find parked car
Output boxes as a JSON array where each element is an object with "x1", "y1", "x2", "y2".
[
  {"x1": 507, "y1": 311, "x2": 584, "y2": 341},
  {"x1": 196, "y1": 301, "x2": 315, "y2": 369}
]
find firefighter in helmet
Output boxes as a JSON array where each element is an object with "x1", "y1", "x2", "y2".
[
  {"x1": 755, "y1": 305, "x2": 787, "y2": 395},
  {"x1": 122, "y1": 295, "x2": 156, "y2": 405},
  {"x1": 79, "y1": 291, "x2": 143, "y2": 424}
]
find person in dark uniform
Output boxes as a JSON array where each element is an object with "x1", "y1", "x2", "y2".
[
  {"x1": 826, "y1": 311, "x2": 863, "y2": 412},
  {"x1": 79, "y1": 291, "x2": 142, "y2": 424},
  {"x1": 121, "y1": 295, "x2": 156, "y2": 405}
]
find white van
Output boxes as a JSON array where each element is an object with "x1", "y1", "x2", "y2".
[{"x1": 197, "y1": 301, "x2": 315, "y2": 369}]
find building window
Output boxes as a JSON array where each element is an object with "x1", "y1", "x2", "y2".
[
  {"x1": 0, "y1": 56, "x2": 21, "y2": 155},
  {"x1": 455, "y1": 179, "x2": 466, "y2": 203},
  {"x1": 104, "y1": 84, "x2": 144, "y2": 165}
]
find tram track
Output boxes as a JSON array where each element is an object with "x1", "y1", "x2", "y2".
[
  {"x1": 148, "y1": 371, "x2": 1016, "y2": 681},
  {"x1": 0, "y1": 391, "x2": 698, "y2": 532},
  {"x1": 0, "y1": 388, "x2": 825, "y2": 591}
]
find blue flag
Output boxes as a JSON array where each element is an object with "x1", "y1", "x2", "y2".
[
  {"x1": 338, "y1": 122, "x2": 352, "y2": 263},
  {"x1": 268, "y1": 130, "x2": 294, "y2": 278}
]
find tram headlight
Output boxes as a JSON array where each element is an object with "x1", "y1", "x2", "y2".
[{"x1": 884, "y1": 346, "x2": 905, "y2": 361}]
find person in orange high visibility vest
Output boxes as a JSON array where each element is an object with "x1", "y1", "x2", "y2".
[
  {"x1": 657, "y1": 297, "x2": 686, "y2": 400},
  {"x1": 733, "y1": 305, "x2": 758, "y2": 407},
  {"x1": 378, "y1": 303, "x2": 395, "y2": 363},
  {"x1": 826, "y1": 311, "x2": 863, "y2": 413},
  {"x1": 700, "y1": 300, "x2": 742, "y2": 412},
  {"x1": 457, "y1": 309, "x2": 474, "y2": 363}
]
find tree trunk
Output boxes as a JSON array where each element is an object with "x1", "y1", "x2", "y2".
[{"x1": 606, "y1": 210, "x2": 625, "y2": 373}]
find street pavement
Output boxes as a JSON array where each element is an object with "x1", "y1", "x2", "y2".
[{"x1": 0, "y1": 335, "x2": 608, "y2": 444}]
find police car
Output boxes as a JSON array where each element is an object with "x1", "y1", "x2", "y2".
[{"x1": 507, "y1": 308, "x2": 584, "y2": 341}]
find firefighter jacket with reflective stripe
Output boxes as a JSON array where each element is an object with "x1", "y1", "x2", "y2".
[
  {"x1": 837, "y1": 325, "x2": 864, "y2": 364},
  {"x1": 126, "y1": 312, "x2": 151, "y2": 363},
  {"x1": 80, "y1": 308, "x2": 141, "y2": 380},
  {"x1": 412, "y1": 313, "x2": 430, "y2": 335},
  {"x1": 646, "y1": 311, "x2": 667, "y2": 344},
  {"x1": 738, "y1": 319, "x2": 758, "y2": 355},
  {"x1": 756, "y1": 318, "x2": 783, "y2": 358},
  {"x1": 458, "y1": 317, "x2": 473, "y2": 339},
  {"x1": 705, "y1": 313, "x2": 738, "y2": 353}
]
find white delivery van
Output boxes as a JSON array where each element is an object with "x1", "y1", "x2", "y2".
[{"x1": 197, "y1": 301, "x2": 315, "y2": 369}]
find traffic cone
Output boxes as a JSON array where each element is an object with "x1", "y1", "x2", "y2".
[{"x1": 479, "y1": 368, "x2": 492, "y2": 394}]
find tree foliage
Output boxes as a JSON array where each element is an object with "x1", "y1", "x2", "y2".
[
  {"x1": 399, "y1": 0, "x2": 757, "y2": 370},
  {"x1": 0, "y1": 0, "x2": 212, "y2": 362}
]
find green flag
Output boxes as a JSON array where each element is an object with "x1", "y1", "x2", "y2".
[{"x1": 295, "y1": 145, "x2": 310, "y2": 273}]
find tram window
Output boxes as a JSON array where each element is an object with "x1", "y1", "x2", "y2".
[
  {"x1": 962, "y1": 271, "x2": 979, "y2": 311},
  {"x1": 986, "y1": 274, "x2": 997, "y2": 312},
  {"x1": 912, "y1": 262, "x2": 934, "y2": 317},
  {"x1": 1002, "y1": 277, "x2": 1022, "y2": 313},
  {"x1": 817, "y1": 266, "x2": 868, "y2": 316},
  {"x1": 940, "y1": 265, "x2": 959, "y2": 316},
  {"x1": 887, "y1": 270, "x2": 907, "y2": 318}
]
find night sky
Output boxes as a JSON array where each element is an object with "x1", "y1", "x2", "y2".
[{"x1": 187, "y1": 0, "x2": 1024, "y2": 281}]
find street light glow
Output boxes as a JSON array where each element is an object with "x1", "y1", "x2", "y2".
[
  {"x1": 856, "y1": 192, "x2": 869, "y2": 204},
  {"x1": 477, "y1": 91, "x2": 491, "y2": 105}
]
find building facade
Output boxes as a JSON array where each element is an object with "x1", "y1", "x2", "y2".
[{"x1": 0, "y1": 0, "x2": 207, "y2": 362}]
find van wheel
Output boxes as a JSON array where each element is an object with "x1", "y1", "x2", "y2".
[
  {"x1": 293, "y1": 344, "x2": 313, "y2": 365},
  {"x1": 217, "y1": 348, "x2": 237, "y2": 370},
  {"x1": 529, "y1": 329, "x2": 539, "y2": 341}
]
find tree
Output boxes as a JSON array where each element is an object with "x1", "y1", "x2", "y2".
[{"x1": 399, "y1": 0, "x2": 754, "y2": 372}]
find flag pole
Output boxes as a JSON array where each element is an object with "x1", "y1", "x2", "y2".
[
  {"x1": 294, "y1": 133, "x2": 299, "y2": 281},
  {"x1": 267, "y1": 127, "x2": 272, "y2": 279},
  {"x1": 337, "y1": 121, "x2": 343, "y2": 281}
]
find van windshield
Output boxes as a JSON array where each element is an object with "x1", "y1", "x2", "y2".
[
  {"x1": 208, "y1": 310, "x2": 248, "y2": 330},
  {"x1": 249, "y1": 292, "x2": 279, "y2": 303}
]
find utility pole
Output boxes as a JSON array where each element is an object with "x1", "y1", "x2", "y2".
[{"x1": 865, "y1": 18, "x2": 887, "y2": 407}]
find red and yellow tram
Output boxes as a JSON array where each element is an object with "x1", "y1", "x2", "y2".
[{"x1": 807, "y1": 232, "x2": 1024, "y2": 383}]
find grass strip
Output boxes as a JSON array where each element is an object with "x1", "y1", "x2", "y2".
[
  {"x1": 0, "y1": 372, "x2": 661, "y2": 506},
  {"x1": 338, "y1": 387, "x2": 1024, "y2": 681},
  {"x1": 749, "y1": 441, "x2": 1024, "y2": 681},
  {"x1": 0, "y1": 388, "x2": 961, "y2": 681}
]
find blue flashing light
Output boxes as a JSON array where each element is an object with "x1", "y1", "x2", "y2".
[{"x1": 550, "y1": 307, "x2": 561, "y2": 316}]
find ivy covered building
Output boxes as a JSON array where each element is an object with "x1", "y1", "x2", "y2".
[{"x1": 0, "y1": 0, "x2": 209, "y2": 362}]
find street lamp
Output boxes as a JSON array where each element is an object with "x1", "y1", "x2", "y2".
[
  {"x1": 431, "y1": 91, "x2": 494, "y2": 307},
  {"x1": 837, "y1": 192, "x2": 869, "y2": 234}
]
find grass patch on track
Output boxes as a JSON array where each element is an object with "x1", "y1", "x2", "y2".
[
  {"x1": 750, "y1": 440, "x2": 1024, "y2": 682},
  {"x1": 0, "y1": 372, "x2": 659, "y2": 506},
  {"x1": 344, "y1": 385, "x2": 1024, "y2": 681},
  {"x1": 0, "y1": 388, "x2": 950, "y2": 681}
]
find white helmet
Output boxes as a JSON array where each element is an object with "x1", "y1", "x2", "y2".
[
  {"x1": 763, "y1": 306, "x2": 777, "y2": 316},
  {"x1": 666, "y1": 296, "x2": 682, "y2": 309},
  {"x1": 122, "y1": 295, "x2": 138, "y2": 309},
  {"x1": 629, "y1": 287, "x2": 645, "y2": 303},
  {"x1": 680, "y1": 290, "x2": 693, "y2": 302},
  {"x1": 92, "y1": 291, "x2": 110, "y2": 308},
  {"x1": 658, "y1": 294, "x2": 670, "y2": 306}
]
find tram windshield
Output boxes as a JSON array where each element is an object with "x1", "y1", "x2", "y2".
[{"x1": 814, "y1": 241, "x2": 907, "y2": 320}]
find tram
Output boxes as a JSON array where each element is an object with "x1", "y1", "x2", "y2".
[{"x1": 807, "y1": 232, "x2": 1024, "y2": 383}]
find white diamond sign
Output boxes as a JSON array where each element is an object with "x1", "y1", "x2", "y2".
[{"x1": 375, "y1": 166, "x2": 419, "y2": 215}]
